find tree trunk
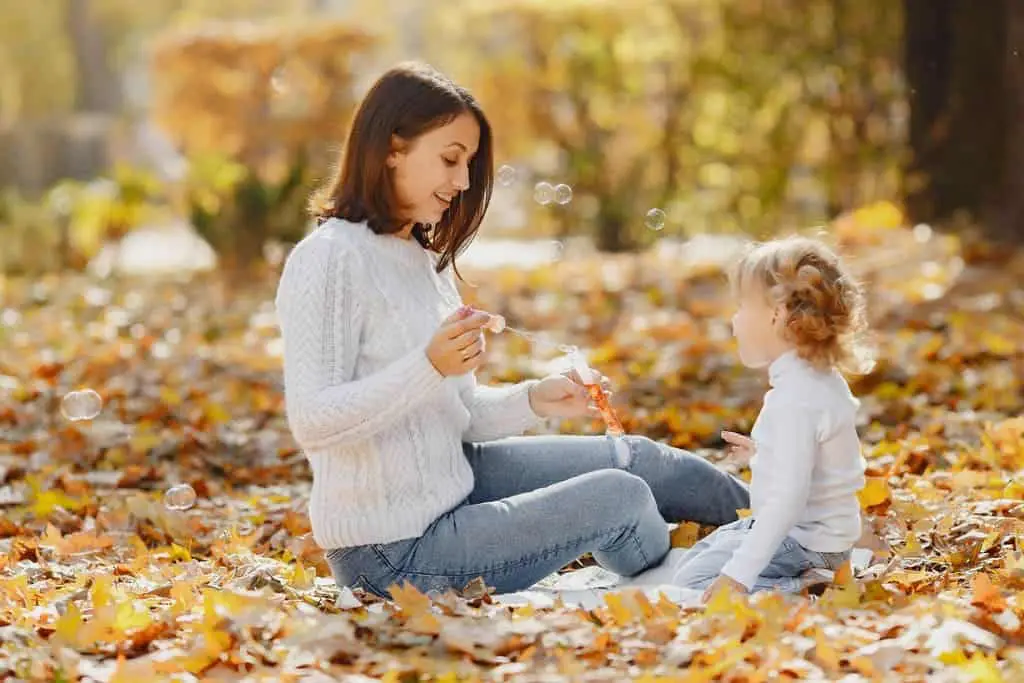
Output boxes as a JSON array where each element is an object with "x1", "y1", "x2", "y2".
[
  {"x1": 595, "y1": 202, "x2": 632, "y2": 253},
  {"x1": 65, "y1": 0, "x2": 121, "y2": 113},
  {"x1": 903, "y1": 0, "x2": 1008, "y2": 236},
  {"x1": 983, "y1": 2, "x2": 1024, "y2": 241}
]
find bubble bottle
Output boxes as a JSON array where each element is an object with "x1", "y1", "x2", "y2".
[{"x1": 564, "y1": 348, "x2": 624, "y2": 437}]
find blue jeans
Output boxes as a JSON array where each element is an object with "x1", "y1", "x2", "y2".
[
  {"x1": 326, "y1": 435, "x2": 751, "y2": 598},
  {"x1": 671, "y1": 518, "x2": 852, "y2": 593}
]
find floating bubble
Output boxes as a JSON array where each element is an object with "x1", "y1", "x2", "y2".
[
  {"x1": 549, "y1": 240, "x2": 565, "y2": 260},
  {"x1": 270, "y1": 66, "x2": 291, "y2": 95},
  {"x1": 164, "y1": 483, "x2": 197, "y2": 511},
  {"x1": 912, "y1": 223, "x2": 933, "y2": 243},
  {"x1": 60, "y1": 389, "x2": 103, "y2": 421},
  {"x1": 534, "y1": 182, "x2": 555, "y2": 205},
  {"x1": 645, "y1": 208, "x2": 667, "y2": 231},
  {"x1": 554, "y1": 184, "x2": 573, "y2": 205},
  {"x1": 497, "y1": 165, "x2": 517, "y2": 187}
]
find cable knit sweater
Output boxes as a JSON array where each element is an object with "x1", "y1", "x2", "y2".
[{"x1": 274, "y1": 218, "x2": 542, "y2": 550}]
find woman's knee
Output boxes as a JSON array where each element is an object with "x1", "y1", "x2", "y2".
[{"x1": 586, "y1": 468, "x2": 653, "y2": 502}]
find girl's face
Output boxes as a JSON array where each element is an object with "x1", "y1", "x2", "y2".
[
  {"x1": 387, "y1": 111, "x2": 480, "y2": 228},
  {"x1": 731, "y1": 281, "x2": 788, "y2": 369}
]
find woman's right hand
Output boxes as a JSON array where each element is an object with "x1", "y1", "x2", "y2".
[{"x1": 426, "y1": 307, "x2": 490, "y2": 376}]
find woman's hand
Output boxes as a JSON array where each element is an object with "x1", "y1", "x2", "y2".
[
  {"x1": 426, "y1": 307, "x2": 489, "y2": 376},
  {"x1": 528, "y1": 371, "x2": 613, "y2": 419},
  {"x1": 721, "y1": 431, "x2": 756, "y2": 461}
]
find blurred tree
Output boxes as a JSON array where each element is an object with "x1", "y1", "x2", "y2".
[
  {"x1": 149, "y1": 21, "x2": 376, "y2": 268},
  {"x1": 904, "y1": 0, "x2": 1022, "y2": 243},
  {"x1": 439, "y1": 0, "x2": 903, "y2": 251}
]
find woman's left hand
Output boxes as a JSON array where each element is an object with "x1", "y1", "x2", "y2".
[{"x1": 528, "y1": 372, "x2": 612, "y2": 419}]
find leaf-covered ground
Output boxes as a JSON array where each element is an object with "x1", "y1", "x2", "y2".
[{"x1": 2, "y1": 215, "x2": 1024, "y2": 681}]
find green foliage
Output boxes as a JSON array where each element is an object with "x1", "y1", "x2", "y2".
[
  {"x1": 0, "y1": 165, "x2": 163, "y2": 275},
  {"x1": 179, "y1": 152, "x2": 315, "y2": 270},
  {"x1": 437, "y1": 0, "x2": 904, "y2": 250}
]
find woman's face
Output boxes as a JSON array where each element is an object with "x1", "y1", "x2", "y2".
[{"x1": 388, "y1": 112, "x2": 480, "y2": 228}]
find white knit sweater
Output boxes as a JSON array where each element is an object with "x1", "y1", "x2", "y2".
[{"x1": 275, "y1": 218, "x2": 541, "y2": 549}]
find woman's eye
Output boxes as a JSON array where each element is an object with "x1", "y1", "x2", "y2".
[{"x1": 443, "y1": 157, "x2": 458, "y2": 166}]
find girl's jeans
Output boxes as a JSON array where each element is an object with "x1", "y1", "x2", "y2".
[
  {"x1": 326, "y1": 435, "x2": 751, "y2": 597},
  {"x1": 670, "y1": 517, "x2": 852, "y2": 593}
]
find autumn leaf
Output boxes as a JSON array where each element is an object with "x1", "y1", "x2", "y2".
[
  {"x1": 857, "y1": 477, "x2": 891, "y2": 509},
  {"x1": 670, "y1": 521, "x2": 701, "y2": 548},
  {"x1": 971, "y1": 573, "x2": 1008, "y2": 613}
]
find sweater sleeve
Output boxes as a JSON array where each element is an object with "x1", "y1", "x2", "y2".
[
  {"x1": 275, "y1": 235, "x2": 445, "y2": 451},
  {"x1": 458, "y1": 377, "x2": 542, "y2": 442},
  {"x1": 433, "y1": 267, "x2": 543, "y2": 442},
  {"x1": 720, "y1": 396, "x2": 820, "y2": 589}
]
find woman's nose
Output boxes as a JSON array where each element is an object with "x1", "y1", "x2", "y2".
[{"x1": 453, "y1": 165, "x2": 470, "y2": 191}]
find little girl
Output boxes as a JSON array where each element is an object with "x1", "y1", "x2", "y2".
[{"x1": 672, "y1": 236, "x2": 872, "y2": 601}]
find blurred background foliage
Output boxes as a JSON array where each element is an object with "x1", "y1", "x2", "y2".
[{"x1": 0, "y1": 0, "x2": 1020, "y2": 274}]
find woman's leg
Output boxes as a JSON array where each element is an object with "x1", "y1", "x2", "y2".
[
  {"x1": 327, "y1": 468, "x2": 670, "y2": 597},
  {"x1": 465, "y1": 435, "x2": 750, "y2": 526}
]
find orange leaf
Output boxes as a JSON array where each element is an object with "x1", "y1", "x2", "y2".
[{"x1": 971, "y1": 572, "x2": 1008, "y2": 612}]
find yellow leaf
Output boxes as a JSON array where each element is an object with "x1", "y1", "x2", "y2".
[
  {"x1": 159, "y1": 387, "x2": 182, "y2": 407},
  {"x1": 604, "y1": 592, "x2": 636, "y2": 625},
  {"x1": 90, "y1": 575, "x2": 115, "y2": 609},
  {"x1": 170, "y1": 581, "x2": 194, "y2": 616},
  {"x1": 735, "y1": 508, "x2": 753, "y2": 518},
  {"x1": 204, "y1": 402, "x2": 231, "y2": 425},
  {"x1": 960, "y1": 652, "x2": 1006, "y2": 683},
  {"x1": 981, "y1": 531, "x2": 1003, "y2": 554},
  {"x1": 51, "y1": 603, "x2": 84, "y2": 648},
  {"x1": 704, "y1": 581, "x2": 746, "y2": 616},
  {"x1": 113, "y1": 601, "x2": 153, "y2": 634},
  {"x1": 288, "y1": 557, "x2": 314, "y2": 589},
  {"x1": 169, "y1": 543, "x2": 192, "y2": 562},
  {"x1": 130, "y1": 431, "x2": 163, "y2": 455},
  {"x1": 670, "y1": 521, "x2": 700, "y2": 548},
  {"x1": 819, "y1": 580, "x2": 861, "y2": 610},
  {"x1": 857, "y1": 477, "x2": 890, "y2": 509},
  {"x1": 31, "y1": 490, "x2": 88, "y2": 517},
  {"x1": 902, "y1": 531, "x2": 925, "y2": 557},
  {"x1": 388, "y1": 582, "x2": 440, "y2": 635}
]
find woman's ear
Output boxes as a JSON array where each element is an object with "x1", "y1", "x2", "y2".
[{"x1": 386, "y1": 134, "x2": 405, "y2": 169}]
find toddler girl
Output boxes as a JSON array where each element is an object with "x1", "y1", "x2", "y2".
[{"x1": 672, "y1": 236, "x2": 872, "y2": 601}]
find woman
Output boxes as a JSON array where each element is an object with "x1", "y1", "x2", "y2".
[{"x1": 275, "y1": 61, "x2": 750, "y2": 598}]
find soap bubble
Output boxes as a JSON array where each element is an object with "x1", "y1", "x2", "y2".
[
  {"x1": 164, "y1": 484, "x2": 197, "y2": 511},
  {"x1": 534, "y1": 182, "x2": 555, "y2": 205},
  {"x1": 549, "y1": 240, "x2": 565, "y2": 260},
  {"x1": 644, "y1": 208, "x2": 667, "y2": 231},
  {"x1": 554, "y1": 184, "x2": 573, "y2": 205},
  {"x1": 913, "y1": 223, "x2": 933, "y2": 243},
  {"x1": 496, "y1": 165, "x2": 517, "y2": 187},
  {"x1": 60, "y1": 389, "x2": 103, "y2": 421}
]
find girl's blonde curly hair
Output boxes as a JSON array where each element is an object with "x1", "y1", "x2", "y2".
[{"x1": 729, "y1": 236, "x2": 874, "y2": 375}]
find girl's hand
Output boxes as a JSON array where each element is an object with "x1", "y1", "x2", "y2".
[
  {"x1": 702, "y1": 575, "x2": 748, "y2": 603},
  {"x1": 721, "y1": 431, "x2": 755, "y2": 461}
]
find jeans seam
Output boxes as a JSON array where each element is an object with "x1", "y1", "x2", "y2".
[{"x1": 395, "y1": 525, "x2": 643, "y2": 580}]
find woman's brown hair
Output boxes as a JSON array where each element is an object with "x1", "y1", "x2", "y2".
[{"x1": 309, "y1": 61, "x2": 493, "y2": 276}]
